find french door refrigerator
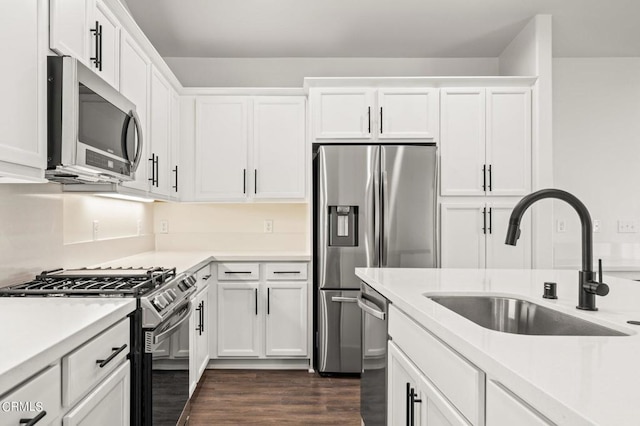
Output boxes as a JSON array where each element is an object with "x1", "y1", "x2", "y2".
[{"x1": 314, "y1": 144, "x2": 437, "y2": 375}]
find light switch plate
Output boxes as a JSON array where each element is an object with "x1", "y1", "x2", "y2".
[
  {"x1": 264, "y1": 220, "x2": 273, "y2": 233},
  {"x1": 160, "y1": 220, "x2": 169, "y2": 234},
  {"x1": 618, "y1": 220, "x2": 637, "y2": 233}
]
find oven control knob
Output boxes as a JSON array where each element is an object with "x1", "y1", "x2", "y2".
[
  {"x1": 164, "y1": 291, "x2": 175, "y2": 303},
  {"x1": 153, "y1": 296, "x2": 165, "y2": 310},
  {"x1": 183, "y1": 276, "x2": 196, "y2": 288},
  {"x1": 167, "y1": 289, "x2": 178, "y2": 299}
]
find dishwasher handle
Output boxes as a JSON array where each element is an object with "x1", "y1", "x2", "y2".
[{"x1": 357, "y1": 294, "x2": 386, "y2": 320}]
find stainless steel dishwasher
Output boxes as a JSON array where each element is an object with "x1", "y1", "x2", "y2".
[{"x1": 358, "y1": 281, "x2": 390, "y2": 426}]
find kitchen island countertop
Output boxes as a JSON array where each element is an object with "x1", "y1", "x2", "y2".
[{"x1": 355, "y1": 267, "x2": 640, "y2": 425}]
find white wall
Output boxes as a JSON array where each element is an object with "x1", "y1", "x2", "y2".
[
  {"x1": 0, "y1": 184, "x2": 154, "y2": 287},
  {"x1": 165, "y1": 57, "x2": 500, "y2": 87},
  {"x1": 153, "y1": 202, "x2": 308, "y2": 252},
  {"x1": 499, "y1": 15, "x2": 554, "y2": 269},
  {"x1": 553, "y1": 57, "x2": 640, "y2": 268}
]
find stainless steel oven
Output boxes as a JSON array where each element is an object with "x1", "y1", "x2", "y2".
[
  {"x1": 47, "y1": 56, "x2": 143, "y2": 184},
  {"x1": 358, "y1": 282, "x2": 389, "y2": 426}
]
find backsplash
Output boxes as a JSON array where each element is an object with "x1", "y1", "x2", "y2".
[
  {"x1": 153, "y1": 202, "x2": 309, "y2": 252},
  {"x1": 0, "y1": 184, "x2": 154, "y2": 287}
]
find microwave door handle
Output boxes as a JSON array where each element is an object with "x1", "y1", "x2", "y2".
[{"x1": 128, "y1": 110, "x2": 144, "y2": 173}]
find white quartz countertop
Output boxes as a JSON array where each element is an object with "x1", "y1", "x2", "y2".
[
  {"x1": 355, "y1": 268, "x2": 640, "y2": 426},
  {"x1": 0, "y1": 298, "x2": 135, "y2": 396},
  {"x1": 97, "y1": 250, "x2": 311, "y2": 273}
]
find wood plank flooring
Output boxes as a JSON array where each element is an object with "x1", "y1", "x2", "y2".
[{"x1": 188, "y1": 370, "x2": 361, "y2": 425}]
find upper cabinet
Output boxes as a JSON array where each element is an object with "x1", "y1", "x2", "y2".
[
  {"x1": 310, "y1": 87, "x2": 439, "y2": 142},
  {"x1": 0, "y1": 0, "x2": 46, "y2": 181},
  {"x1": 440, "y1": 87, "x2": 531, "y2": 197},
  {"x1": 50, "y1": 0, "x2": 121, "y2": 88},
  {"x1": 149, "y1": 68, "x2": 172, "y2": 197},
  {"x1": 195, "y1": 96, "x2": 306, "y2": 202}
]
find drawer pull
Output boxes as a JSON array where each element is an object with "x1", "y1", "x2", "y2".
[
  {"x1": 96, "y1": 344, "x2": 127, "y2": 368},
  {"x1": 202, "y1": 274, "x2": 211, "y2": 280},
  {"x1": 273, "y1": 271, "x2": 299, "y2": 274},
  {"x1": 19, "y1": 411, "x2": 46, "y2": 426},
  {"x1": 225, "y1": 271, "x2": 252, "y2": 274}
]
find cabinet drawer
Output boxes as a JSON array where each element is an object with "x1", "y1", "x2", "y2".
[
  {"x1": 217, "y1": 263, "x2": 260, "y2": 281},
  {"x1": 62, "y1": 318, "x2": 130, "y2": 407},
  {"x1": 486, "y1": 380, "x2": 552, "y2": 426},
  {"x1": 1, "y1": 364, "x2": 62, "y2": 426},
  {"x1": 265, "y1": 263, "x2": 307, "y2": 280},
  {"x1": 196, "y1": 263, "x2": 212, "y2": 292},
  {"x1": 389, "y1": 305, "x2": 484, "y2": 426}
]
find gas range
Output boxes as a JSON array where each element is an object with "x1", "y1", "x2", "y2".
[{"x1": 0, "y1": 266, "x2": 197, "y2": 328}]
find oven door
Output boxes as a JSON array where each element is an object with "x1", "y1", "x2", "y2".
[{"x1": 143, "y1": 301, "x2": 192, "y2": 426}]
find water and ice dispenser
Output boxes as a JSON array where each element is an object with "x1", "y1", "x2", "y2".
[{"x1": 328, "y1": 206, "x2": 358, "y2": 247}]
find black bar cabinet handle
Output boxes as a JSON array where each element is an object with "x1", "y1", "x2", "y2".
[
  {"x1": 243, "y1": 169, "x2": 246, "y2": 194},
  {"x1": 148, "y1": 154, "x2": 155, "y2": 184},
  {"x1": 482, "y1": 164, "x2": 486, "y2": 191},
  {"x1": 380, "y1": 107, "x2": 383, "y2": 134},
  {"x1": 406, "y1": 383, "x2": 411, "y2": 426},
  {"x1": 488, "y1": 207, "x2": 493, "y2": 234},
  {"x1": 254, "y1": 169, "x2": 257, "y2": 194},
  {"x1": 155, "y1": 155, "x2": 159, "y2": 187},
  {"x1": 90, "y1": 21, "x2": 99, "y2": 68},
  {"x1": 255, "y1": 289, "x2": 258, "y2": 315},
  {"x1": 201, "y1": 300, "x2": 205, "y2": 333},
  {"x1": 488, "y1": 164, "x2": 492, "y2": 191},
  {"x1": 273, "y1": 271, "x2": 299, "y2": 274},
  {"x1": 410, "y1": 387, "x2": 417, "y2": 425},
  {"x1": 202, "y1": 274, "x2": 211, "y2": 280},
  {"x1": 482, "y1": 207, "x2": 487, "y2": 234},
  {"x1": 225, "y1": 271, "x2": 252, "y2": 274},
  {"x1": 172, "y1": 166, "x2": 178, "y2": 191},
  {"x1": 96, "y1": 343, "x2": 127, "y2": 368},
  {"x1": 367, "y1": 107, "x2": 371, "y2": 133},
  {"x1": 19, "y1": 411, "x2": 47, "y2": 426},
  {"x1": 267, "y1": 288, "x2": 270, "y2": 315},
  {"x1": 98, "y1": 24, "x2": 103, "y2": 71}
]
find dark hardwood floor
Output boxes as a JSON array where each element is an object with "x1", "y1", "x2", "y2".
[{"x1": 188, "y1": 370, "x2": 361, "y2": 425}]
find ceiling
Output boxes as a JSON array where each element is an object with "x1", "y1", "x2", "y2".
[{"x1": 122, "y1": 0, "x2": 640, "y2": 58}]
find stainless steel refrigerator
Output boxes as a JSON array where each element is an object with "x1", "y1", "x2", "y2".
[{"x1": 314, "y1": 144, "x2": 437, "y2": 375}]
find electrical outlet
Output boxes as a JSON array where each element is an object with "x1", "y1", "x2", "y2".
[
  {"x1": 92, "y1": 220, "x2": 99, "y2": 241},
  {"x1": 264, "y1": 220, "x2": 273, "y2": 233},
  {"x1": 137, "y1": 219, "x2": 143, "y2": 236},
  {"x1": 593, "y1": 219, "x2": 600, "y2": 233},
  {"x1": 557, "y1": 220, "x2": 566, "y2": 233},
  {"x1": 618, "y1": 220, "x2": 637, "y2": 233},
  {"x1": 160, "y1": 220, "x2": 169, "y2": 234}
]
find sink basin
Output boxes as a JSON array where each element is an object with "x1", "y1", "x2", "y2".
[{"x1": 426, "y1": 295, "x2": 628, "y2": 336}]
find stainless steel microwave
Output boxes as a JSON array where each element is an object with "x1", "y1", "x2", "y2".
[{"x1": 46, "y1": 56, "x2": 143, "y2": 184}]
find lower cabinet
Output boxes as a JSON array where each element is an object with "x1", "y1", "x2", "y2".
[
  {"x1": 62, "y1": 362, "x2": 130, "y2": 426},
  {"x1": 389, "y1": 342, "x2": 470, "y2": 426},
  {"x1": 264, "y1": 282, "x2": 308, "y2": 357},
  {"x1": 192, "y1": 286, "x2": 210, "y2": 381},
  {"x1": 217, "y1": 282, "x2": 261, "y2": 357}
]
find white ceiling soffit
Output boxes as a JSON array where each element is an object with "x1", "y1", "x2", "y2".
[{"x1": 122, "y1": 0, "x2": 640, "y2": 58}]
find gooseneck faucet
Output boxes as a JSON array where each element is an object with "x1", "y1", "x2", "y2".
[{"x1": 505, "y1": 189, "x2": 609, "y2": 311}]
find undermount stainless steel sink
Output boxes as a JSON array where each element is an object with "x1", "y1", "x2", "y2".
[{"x1": 426, "y1": 295, "x2": 629, "y2": 336}]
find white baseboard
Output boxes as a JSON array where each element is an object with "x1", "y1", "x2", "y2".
[{"x1": 207, "y1": 358, "x2": 311, "y2": 370}]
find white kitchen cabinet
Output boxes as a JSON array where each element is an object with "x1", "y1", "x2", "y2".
[
  {"x1": 193, "y1": 286, "x2": 210, "y2": 378},
  {"x1": 62, "y1": 361, "x2": 130, "y2": 426},
  {"x1": 441, "y1": 202, "x2": 531, "y2": 269},
  {"x1": 0, "y1": 0, "x2": 46, "y2": 181},
  {"x1": 195, "y1": 97, "x2": 249, "y2": 201},
  {"x1": 265, "y1": 282, "x2": 308, "y2": 357},
  {"x1": 440, "y1": 88, "x2": 531, "y2": 197},
  {"x1": 377, "y1": 88, "x2": 439, "y2": 140},
  {"x1": 312, "y1": 88, "x2": 374, "y2": 140},
  {"x1": 119, "y1": 31, "x2": 150, "y2": 192},
  {"x1": 311, "y1": 87, "x2": 439, "y2": 142},
  {"x1": 389, "y1": 342, "x2": 470, "y2": 426},
  {"x1": 486, "y1": 380, "x2": 551, "y2": 426},
  {"x1": 90, "y1": 0, "x2": 120, "y2": 89},
  {"x1": 252, "y1": 97, "x2": 306, "y2": 199},
  {"x1": 217, "y1": 282, "x2": 261, "y2": 357},
  {"x1": 50, "y1": 0, "x2": 93, "y2": 64},
  {"x1": 149, "y1": 67, "x2": 172, "y2": 197}
]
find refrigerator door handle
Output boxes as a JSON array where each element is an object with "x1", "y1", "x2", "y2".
[
  {"x1": 331, "y1": 296, "x2": 358, "y2": 303},
  {"x1": 368, "y1": 147, "x2": 380, "y2": 267},
  {"x1": 380, "y1": 168, "x2": 389, "y2": 267}
]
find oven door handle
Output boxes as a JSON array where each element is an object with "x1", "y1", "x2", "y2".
[
  {"x1": 357, "y1": 294, "x2": 386, "y2": 320},
  {"x1": 152, "y1": 301, "x2": 192, "y2": 344}
]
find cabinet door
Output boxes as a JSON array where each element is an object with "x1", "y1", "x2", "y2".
[
  {"x1": 63, "y1": 362, "x2": 130, "y2": 426},
  {"x1": 91, "y1": 0, "x2": 120, "y2": 89},
  {"x1": 378, "y1": 88, "x2": 439, "y2": 140},
  {"x1": 486, "y1": 380, "x2": 550, "y2": 426},
  {"x1": 440, "y1": 203, "x2": 486, "y2": 269},
  {"x1": 119, "y1": 32, "x2": 150, "y2": 192},
  {"x1": 195, "y1": 288, "x2": 210, "y2": 377},
  {"x1": 0, "y1": 0, "x2": 46, "y2": 176},
  {"x1": 265, "y1": 282, "x2": 307, "y2": 357},
  {"x1": 312, "y1": 89, "x2": 374, "y2": 140},
  {"x1": 195, "y1": 97, "x2": 249, "y2": 200},
  {"x1": 149, "y1": 68, "x2": 172, "y2": 197},
  {"x1": 252, "y1": 97, "x2": 306, "y2": 199},
  {"x1": 217, "y1": 282, "x2": 260, "y2": 357},
  {"x1": 486, "y1": 203, "x2": 531, "y2": 269},
  {"x1": 50, "y1": 0, "x2": 92, "y2": 63},
  {"x1": 486, "y1": 88, "x2": 531, "y2": 196},
  {"x1": 440, "y1": 89, "x2": 486, "y2": 196}
]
